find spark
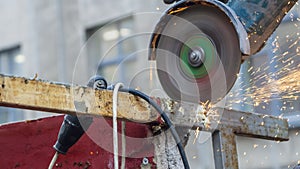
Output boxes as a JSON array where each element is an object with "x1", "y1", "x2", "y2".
[
  {"x1": 225, "y1": 17, "x2": 300, "y2": 111},
  {"x1": 193, "y1": 127, "x2": 200, "y2": 144}
]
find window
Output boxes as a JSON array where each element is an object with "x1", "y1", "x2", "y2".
[
  {"x1": 0, "y1": 45, "x2": 24, "y2": 75},
  {"x1": 0, "y1": 45, "x2": 24, "y2": 123},
  {"x1": 86, "y1": 17, "x2": 136, "y2": 85}
]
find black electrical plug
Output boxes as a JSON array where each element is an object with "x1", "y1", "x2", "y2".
[
  {"x1": 53, "y1": 115, "x2": 93, "y2": 154},
  {"x1": 53, "y1": 75, "x2": 107, "y2": 154}
]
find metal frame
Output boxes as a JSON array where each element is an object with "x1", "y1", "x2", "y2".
[{"x1": 0, "y1": 74, "x2": 290, "y2": 168}]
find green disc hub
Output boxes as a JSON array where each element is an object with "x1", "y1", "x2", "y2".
[{"x1": 179, "y1": 35, "x2": 216, "y2": 79}]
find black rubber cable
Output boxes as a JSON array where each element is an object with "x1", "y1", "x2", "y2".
[{"x1": 119, "y1": 88, "x2": 190, "y2": 169}]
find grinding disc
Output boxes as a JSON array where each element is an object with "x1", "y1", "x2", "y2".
[{"x1": 155, "y1": 5, "x2": 241, "y2": 103}]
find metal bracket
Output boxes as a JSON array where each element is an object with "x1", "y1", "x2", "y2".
[
  {"x1": 210, "y1": 109, "x2": 288, "y2": 169},
  {"x1": 156, "y1": 100, "x2": 289, "y2": 169}
]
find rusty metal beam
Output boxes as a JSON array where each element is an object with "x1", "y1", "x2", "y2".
[
  {"x1": 214, "y1": 108, "x2": 289, "y2": 141},
  {"x1": 0, "y1": 74, "x2": 157, "y2": 123},
  {"x1": 212, "y1": 130, "x2": 238, "y2": 169},
  {"x1": 155, "y1": 99, "x2": 289, "y2": 141}
]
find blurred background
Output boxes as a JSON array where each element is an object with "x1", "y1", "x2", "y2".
[{"x1": 0, "y1": 0, "x2": 299, "y2": 168}]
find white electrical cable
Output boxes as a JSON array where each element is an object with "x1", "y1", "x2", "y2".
[
  {"x1": 121, "y1": 121, "x2": 126, "y2": 169},
  {"x1": 48, "y1": 151, "x2": 58, "y2": 169},
  {"x1": 113, "y1": 83, "x2": 123, "y2": 169}
]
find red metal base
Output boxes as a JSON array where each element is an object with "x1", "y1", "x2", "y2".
[{"x1": 0, "y1": 115, "x2": 155, "y2": 169}]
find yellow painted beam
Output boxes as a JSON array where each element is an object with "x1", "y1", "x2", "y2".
[{"x1": 0, "y1": 74, "x2": 157, "y2": 123}]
